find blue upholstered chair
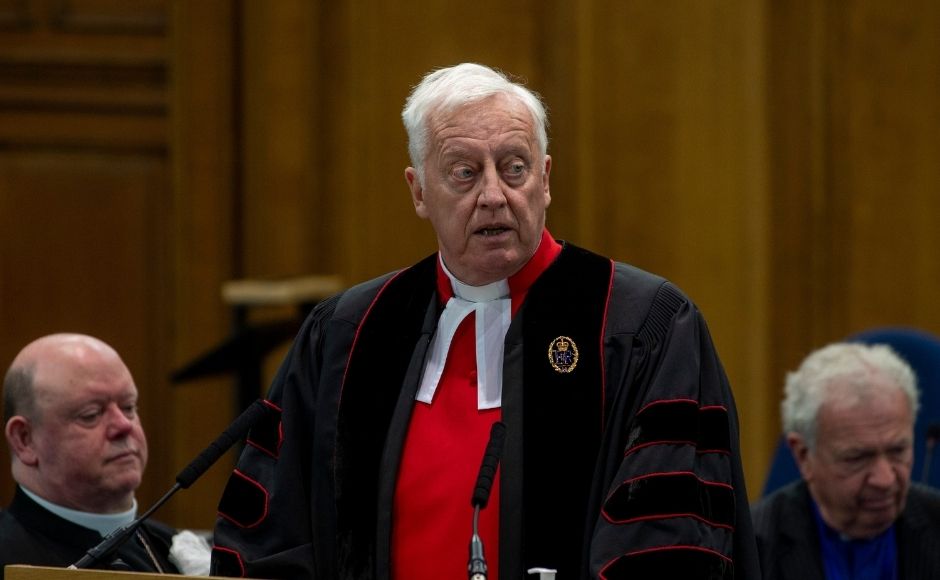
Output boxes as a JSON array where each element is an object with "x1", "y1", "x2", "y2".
[{"x1": 761, "y1": 327, "x2": 940, "y2": 496}]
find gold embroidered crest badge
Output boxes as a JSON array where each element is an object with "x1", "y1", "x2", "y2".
[{"x1": 547, "y1": 335, "x2": 579, "y2": 374}]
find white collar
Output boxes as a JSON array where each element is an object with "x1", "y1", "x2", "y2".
[
  {"x1": 20, "y1": 485, "x2": 137, "y2": 537},
  {"x1": 449, "y1": 266, "x2": 510, "y2": 302},
  {"x1": 416, "y1": 258, "x2": 511, "y2": 409}
]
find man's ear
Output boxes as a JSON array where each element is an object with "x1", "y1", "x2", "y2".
[
  {"x1": 405, "y1": 167, "x2": 428, "y2": 219},
  {"x1": 542, "y1": 154, "x2": 552, "y2": 208},
  {"x1": 786, "y1": 432, "x2": 813, "y2": 481},
  {"x1": 5, "y1": 416, "x2": 39, "y2": 466}
]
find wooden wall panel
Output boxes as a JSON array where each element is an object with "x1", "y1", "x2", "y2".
[
  {"x1": 0, "y1": 153, "x2": 170, "y2": 505},
  {"x1": 766, "y1": 0, "x2": 940, "y2": 493},
  {"x1": 240, "y1": 1, "x2": 322, "y2": 278},
  {"x1": 538, "y1": 0, "x2": 775, "y2": 493},
  {"x1": 0, "y1": 0, "x2": 173, "y2": 510},
  {"x1": 767, "y1": 0, "x2": 832, "y2": 404},
  {"x1": 166, "y1": 0, "x2": 238, "y2": 529},
  {"x1": 828, "y1": 0, "x2": 940, "y2": 334}
]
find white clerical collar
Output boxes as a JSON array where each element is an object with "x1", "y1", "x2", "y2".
[
  {"x1": 20, "y1": 485, "x2": 137, "y2": 537},
  {"x1": 449, "y1": 266, "x2": 510, "y2": 302},
  {"x1": 416, "y1": 257, "x2": 511, "y2": 410}
]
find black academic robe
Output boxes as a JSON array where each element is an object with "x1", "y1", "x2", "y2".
[
  {"x1": 0, "y1": 486, "x2": 179, "y2": 579},
  {"x1": 751, "y1": 480, "x2": 940, "y2": 580},
  {"x1": 212, "y1": 242, "x2": 760, "y2": 580}
]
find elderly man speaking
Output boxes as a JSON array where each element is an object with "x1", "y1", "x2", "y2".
[{"x1": 212, "y1": 63, "x2": 759, "y2": 580}]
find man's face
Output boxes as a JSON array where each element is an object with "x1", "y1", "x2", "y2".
[
  {"x1": 405, "y1": 94, "x2": 551, "y2": 286},
  {"x1": 27, "y1": 348, "x2": 148, "y2": 513},
  {"x1": 790, "y1": 379, "x2": 913, "y2": 539}
]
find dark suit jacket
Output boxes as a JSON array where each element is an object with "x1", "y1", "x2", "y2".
[
  {"x1": 0, "y1": 486, "x2": 179, "y2": 580},
  {"x1": 751, "y1": 480, "x2": 940, "y2": 579}
]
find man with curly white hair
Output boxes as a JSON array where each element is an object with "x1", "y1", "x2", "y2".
[{"x1": 752, "y1": 342, "x2": 940, "y2": 579}]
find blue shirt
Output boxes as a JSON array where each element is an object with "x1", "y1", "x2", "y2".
[{"x1": 812, "y1": 499, "x2": 898, "y2": 580}]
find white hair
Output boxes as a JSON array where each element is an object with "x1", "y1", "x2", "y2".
[
  {"x1": 781, "y1": 342, "x2": 919, "y2": 450},
  {"x1": 401, "y1": 63, "x2": 548, "y2": 185}
]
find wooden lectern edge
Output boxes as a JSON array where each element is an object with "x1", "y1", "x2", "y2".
[{"x1": 4, "y1": 564, "x2": 268, "y2": 580}]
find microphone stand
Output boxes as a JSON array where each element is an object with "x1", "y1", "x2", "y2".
[
  {"x1": 69, "y1": 484, "x2": 181, "y2": 570},
  {"x1": 468, "y1": 504, "x2": 487, "y2": 580},
  {"x1": 468, "y1": 421, "x2": 506, "y2": 580}
]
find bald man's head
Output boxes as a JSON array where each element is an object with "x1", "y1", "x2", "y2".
[{"x1": 3, "y1": 333, "x2": 148, "y2": 513}]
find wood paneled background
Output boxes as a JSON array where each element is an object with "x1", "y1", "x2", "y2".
[{"x1": 2, "y1": 0, "x2": 938, "y2": 531}]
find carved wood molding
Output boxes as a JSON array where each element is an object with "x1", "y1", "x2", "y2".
[{"x1": 0, "y1": 0, "x2": 168, "y2": 150}]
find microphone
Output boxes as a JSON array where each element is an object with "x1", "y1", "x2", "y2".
[
  {"x1": 921, "y1": 423, "x2": 940, "y2": 484},
  {"x1": 176, "y1": 398, "x2": 272, "y2": 488},
  {"x1": 70, "y1": 399, "x2": 274, "y2": 570},
  {"x1": 468, "y1": 421, "x2": 506, "y2": 580}
]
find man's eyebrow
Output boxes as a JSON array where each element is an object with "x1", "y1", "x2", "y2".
[
  {"x1": 840, "y1": 447, "x2": 874, "y2": 455},
  {"x1": 839, "y1": 438, "x2": 910, "y2": 454},
  {"x1": 496, "y1": 136, "x2": 536, "y2": 153},
  {"x1": 498, "y1": 145, "x2": 533, "y2": 158},
  {"x1": 438, "y1": 143, "x2": 478, "y2": 157}
]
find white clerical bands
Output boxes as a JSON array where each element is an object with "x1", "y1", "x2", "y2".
[{"x1": 416, "y1": 261, "x2": 511, "y2": 410}]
